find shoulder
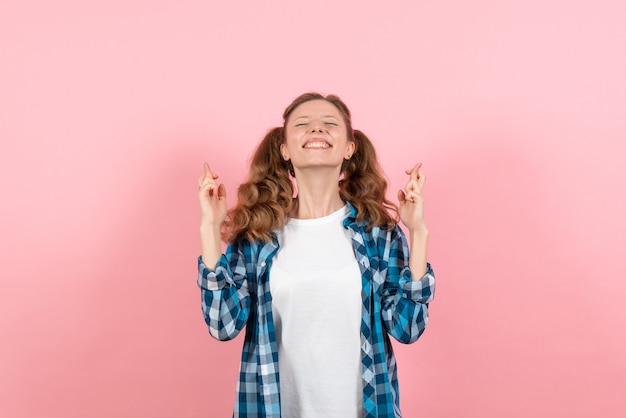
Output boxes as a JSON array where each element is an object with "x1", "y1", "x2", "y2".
[
  {"x1": 227, "y1": 234, "x2": 278, "y2": 258},
  {"x1": 344, "y1": 201, "x2": 398, "y2": 232}
]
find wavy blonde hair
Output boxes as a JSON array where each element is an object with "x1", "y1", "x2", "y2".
[{"x1": 225, "y1": 92, "x2": 398, "y2": 243}]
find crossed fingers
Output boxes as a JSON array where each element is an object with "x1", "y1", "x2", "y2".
[
  {"x1": 399, "y1": 163, "x2": 425, "y2": 204},
  {"x1": 198, "y1": 162, "x2": 224, "y2": 198}
]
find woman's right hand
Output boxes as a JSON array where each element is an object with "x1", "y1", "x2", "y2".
[
  {"x1": 198, "y1": 162, "x2": 228, "y2": 227},
  {"x1": 198, "y1": 162, "x2": 228, "y2": 269}
]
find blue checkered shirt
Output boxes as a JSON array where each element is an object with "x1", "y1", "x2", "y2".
[{"x1": 198, "y1": 203, "x2": 435, "y2": 417}]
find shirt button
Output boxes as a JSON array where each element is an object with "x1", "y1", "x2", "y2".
[{"x1": 260, "y1": 261, "x2": 266, "y2": 267}]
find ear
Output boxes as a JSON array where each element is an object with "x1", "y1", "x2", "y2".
[
  {"x1": 280, "y1": 143, "x2": 290, "y2": 161},
  {"x1": 345, "y1": 141, "x2": 356, "y2": 159}
]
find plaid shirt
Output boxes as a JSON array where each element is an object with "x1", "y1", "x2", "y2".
[{"x1": 198, "y1": 203, "x2": 435, "y2": 417}]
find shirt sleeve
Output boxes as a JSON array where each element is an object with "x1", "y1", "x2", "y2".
[
  {"x1": 197, "y1": 241, "x2": 252, "y2": 341},
  {"x1": 380, "y1": 225, "x2": 436, "y2": 344}
]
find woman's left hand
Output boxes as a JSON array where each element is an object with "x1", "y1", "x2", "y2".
[{"x1": 398, "y1": 163, "x2": 427, "y2": 232}]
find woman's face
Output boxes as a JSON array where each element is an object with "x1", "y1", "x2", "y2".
[{"x1": 281, "y1": 100, "x2": 355, "y2": 175}]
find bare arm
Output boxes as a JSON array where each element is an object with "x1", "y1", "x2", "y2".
[
  {"x1": 398, "y1": 163, "x2": 429, "y2": 279},
  {"x1": 198, "y1": 162, "x2": 228, "y2": 270},
  {"x1": 408, "y1": 228, "x2": 429, "y2": 278}
]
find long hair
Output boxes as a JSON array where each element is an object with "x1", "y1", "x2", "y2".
[{"x1": 225, "y1": 92, "x2": 398, "y2": 243}]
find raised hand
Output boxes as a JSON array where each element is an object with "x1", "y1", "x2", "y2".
[
  {"x1": 198, "y1": 162, "x2": 228, "y2": 227},
  {"x1": 398, "y1": 163, "x2": 427, "y2": 233},
  {"x1": 198, "y1": 162, "x2": 228, "y2": 269}
]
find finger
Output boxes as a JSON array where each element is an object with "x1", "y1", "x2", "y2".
[
  {"x1": 417, "y1": 169, "x2": 426, "y2": 190},
  {"x1": 198, "y1": 182, "x2": 213, "y2": 194},
  {"x1": 404, "y1": 178, "x2": 418, "y2": 192},
  {"x1": 199, "y1": 163, "x2": 210, "y2": 187},
  {"x1": 397, "y1": 189, "x2": 406, "y2": 204},
  {"x1": 200, "y1": 162, "x2": 220, "y2": 189},
  {"x1": 405, "y1": 169, "x2": 426, "y2": 193},
  {"x1": 404, "y1": 175, "x2": 424, "y2": 194},
  {"x1": 198, "y1": 176, "x2": 216, "y2": 190},
  {"x1": 217, "y1": 183, "x2": 227, "y2": 199},
  {"x1": 405, "y1": 162, "x2": 422, "y2": 181},
  {"x1": 404, "y1": 191, "x2": 420, "y2": 203},
  {"x1": 199, "y1": 178, "x2": 218, "y2": 193},
  {"x1": 203, "y1": 161, "x2": 219, "y2": 179}
]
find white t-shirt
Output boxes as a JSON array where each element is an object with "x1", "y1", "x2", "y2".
[{"x1": 270, "y1": 205, "x2": 364, "y2": 418}]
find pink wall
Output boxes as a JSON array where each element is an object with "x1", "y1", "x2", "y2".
[{"x1": 1, "y1": 1, "x2": 625, "y2": 417}]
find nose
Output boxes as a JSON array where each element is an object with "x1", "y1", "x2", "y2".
[{"x1": 309, "y1": 120, "x2": 325, "y2": 133}]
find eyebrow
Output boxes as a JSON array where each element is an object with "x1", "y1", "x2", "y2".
[{"x1": 293, "y1": 115, "x2": 339, "y2": 121}]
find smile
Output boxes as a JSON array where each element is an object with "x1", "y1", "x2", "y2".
[{"x1": 303, "y1": 139, "x2": 331, "y2": 149}]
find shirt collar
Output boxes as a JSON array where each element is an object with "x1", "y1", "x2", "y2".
[{"x1": 343, "y1": 201, "x2": 364, "y2": 230}]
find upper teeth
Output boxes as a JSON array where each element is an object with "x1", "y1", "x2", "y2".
[{"x1": 304, "y1": 141, "x2": 330, "y2": 149}]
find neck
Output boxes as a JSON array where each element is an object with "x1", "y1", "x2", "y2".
[{"x1": 292, "y1": 167, "x2": 345, "y2": 219}]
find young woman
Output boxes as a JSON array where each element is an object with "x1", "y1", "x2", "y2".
[{"x1": 197, "y1": 92, "x2": 435, "y2": 418}]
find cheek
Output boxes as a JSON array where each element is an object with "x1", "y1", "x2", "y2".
[
  {"x1": 284, "y1": 135, "x2": 297, "y2": 151},
  {"x1": 284, "y1": 128, "x2": 302, "y2": 143},
  {"x1": 282, "y1": 132, "x2": 301, "y2": 158},
  {"x1": 332, "y1": 132, "x2": 351, "y2": 151}
]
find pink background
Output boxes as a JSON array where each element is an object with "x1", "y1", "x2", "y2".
[{"x1": 1, "y1": 1, "x2": 625, "y2": 417}]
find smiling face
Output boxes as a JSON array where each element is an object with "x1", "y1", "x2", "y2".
[{"x1": 281, "y1": 99, "x2": 355, "y2": 174}]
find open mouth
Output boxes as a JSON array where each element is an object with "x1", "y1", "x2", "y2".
[{"x1": 303, "y1": 139, "x2": 332, "y2": 149}]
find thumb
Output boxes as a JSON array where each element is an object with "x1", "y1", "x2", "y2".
[
  {"x1": 397, "y1": 189, "x2": 406, "y2": 204},
  {"x1": 217, "y1": 183, "x2": 227, "y2": 199}
]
